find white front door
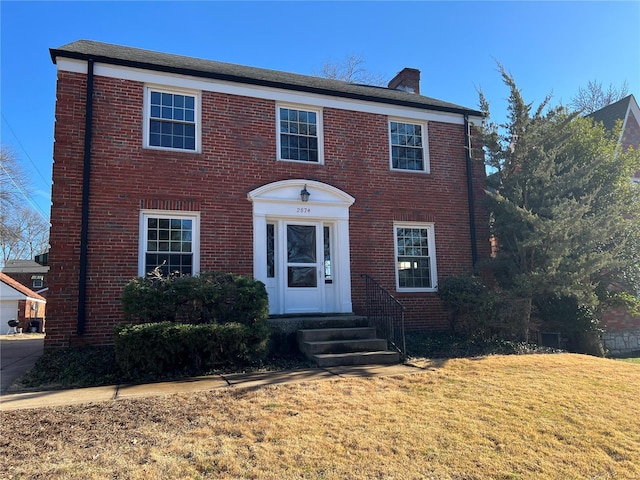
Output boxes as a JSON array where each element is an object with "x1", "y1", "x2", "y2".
[
  {"x1": 249, "y1": 179, "x2": 354, "y2": 316},
  {"x1": 284, "y1": 222, "x2": 323, "y2": 313}
]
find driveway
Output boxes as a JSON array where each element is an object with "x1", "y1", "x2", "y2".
[{"x1": 0, "y1": 334, "x2": 44, "y2": 394}]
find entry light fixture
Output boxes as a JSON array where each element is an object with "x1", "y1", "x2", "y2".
[{"x1": 300, "y1": 184, "x2": 311, "y2": 202}]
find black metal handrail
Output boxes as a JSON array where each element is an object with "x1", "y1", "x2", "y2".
[{"x1": 361, "y1": 274, "x2": 406, "y2": 360}]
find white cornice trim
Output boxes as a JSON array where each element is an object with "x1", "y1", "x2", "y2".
[{"x1": 57, "y1": 58, "x2": 467, "y2": 125}]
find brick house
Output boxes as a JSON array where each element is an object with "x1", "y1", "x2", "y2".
[
  {"x1": 0, "y1": 272, "x2": 46, "y2": 333},
  {"x1": 45, "y1": 40, "x2": 489, "y2": 349},
  {"x1": 589, "y1": 94, "x2": 640, "y2": 355}
]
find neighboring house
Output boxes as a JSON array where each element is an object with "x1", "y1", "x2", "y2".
[
  {"x1": 46, "y1": 40, "x2": 489, "y2": 349},
  {"x1": 0, "y1": 272, "x2": 46, "y2": 333},
  {"x1": 2, "y1": 259, "x2": 50, "y2": 296},
  {"x1": 589, "y1": 94, "x2": 640, "y2": 355}
]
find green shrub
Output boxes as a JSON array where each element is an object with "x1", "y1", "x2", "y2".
[
  {"x1": 114, "y1": 320, "x2": 270, "y2": 376},
  {"x1": 122, "y1": 270, "x2": 269, "y2": 326},
  {"x1": 437, "y1": 274, "x2": 494, "y2": 337}
]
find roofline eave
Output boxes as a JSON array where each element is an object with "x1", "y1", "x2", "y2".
[{"x1": 50, "y1": 48, "x2": 484, "y2": 118}]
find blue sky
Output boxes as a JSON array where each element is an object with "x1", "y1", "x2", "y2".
[{"x1": 1, "y1": 1, "x2": 638, "y2": 221}]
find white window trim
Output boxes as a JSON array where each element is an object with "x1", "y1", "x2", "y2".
[
  {"x1": 138, "y1": 210, "x2": 201, "y2": 276},
  {"x1": 389, "y1": 117, "x2": 430, "y2": 173},
  {"x1": 276, "y1": 102, "x2": 324, "y2": 164},
  {"x1": 394, "y1": 222, "x2": 437, "y2": 292},
  {"x1": 143, "y1": 85, "x2": 202, "y2": 153}
]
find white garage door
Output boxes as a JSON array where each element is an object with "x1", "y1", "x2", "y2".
[{"x1": 0, "y1": 301, "x2": 19, "y2": 326}]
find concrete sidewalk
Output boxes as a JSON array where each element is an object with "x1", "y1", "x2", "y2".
[{"x1": 0, "y1": 363, "x2": 420, "y2": 411}]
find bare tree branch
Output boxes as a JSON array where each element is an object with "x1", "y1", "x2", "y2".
[
  {"x1": 570, "y1": 80, "x2": 629, "y2": 114},
  {"x1": 314, "y1": 54, "x2": 388, "y2": 86}
]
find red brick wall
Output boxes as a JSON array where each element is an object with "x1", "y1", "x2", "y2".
[
  {"x1": 16, "y1": 299, "x2": 46, "y2": 332},
  {"x1": 45, "y1": 70, "x2": 489, "y2": 347},
  {"x1": 603, "y1": 307, "x2": 640, "y2": 332}
]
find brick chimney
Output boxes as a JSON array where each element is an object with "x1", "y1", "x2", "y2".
[{"x1": 387, "y1": 68, "x2": 421, "y2": 94}]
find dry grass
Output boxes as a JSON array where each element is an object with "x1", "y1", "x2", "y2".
[{"x1": 1, "y1": 353, "x2": 639, "y2": 479}]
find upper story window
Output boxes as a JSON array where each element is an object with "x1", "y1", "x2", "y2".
[
  {"x1": 145, "y1": 87, "x2": 200, "y2": 152},
  {"x1": 277, "y1": 104, "x2": 323, "y2": 163},
  {"x1": 394, "y1": 223, "x2": 437, "y2": 292},
  {"x1": 139, "y1": 211, "x2": 200, "y2": 276},
  {"x1": 31, "y1": 276, "x2": 44, "y2": 289},
  {"x1": 389, "y1": 120, "x2": 429, "y2": 173}
]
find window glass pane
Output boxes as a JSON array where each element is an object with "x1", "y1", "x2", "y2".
[
  {"x1": 288, "y1": 267, "x2": 317, "y2": 287},
  {"x1": 287, "y1": 225, "x2": 316, "y2": 263},
  {"x1": 391, "y1": 121, "x2": 425, "y2": 171},
  {"x1": 396, "y1": 226, "x2": 432, "y2": 289},
  {"x1": 148, "y1": 91, "x2": 197, "y2": 151},
  {"x1": 267, "y1": 224, "x2": 275, "y2": 278},
  {"x1": 324, "y1": 226, "x2": 332, "y2": 281},
  {"x1": 279, "y1": 107, "x2": 318, "y2": 162},
  {"x1": 145, "y1": 215, "x2": 194, "y2": 276}
]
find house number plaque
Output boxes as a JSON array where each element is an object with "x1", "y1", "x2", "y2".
[{"x1": 296, "y1": 207, "x2": 311, "y2": 214}]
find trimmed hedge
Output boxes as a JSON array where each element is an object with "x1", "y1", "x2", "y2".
[
  {"x1": 122, "y1": 271, "x2": 269, "y2": 326},
  {"x1": 114, "y1": 321, "x2": 270, "y2": 376},
  {"x1": 118, "y1": 271, "x2": 271, "y2": 375}
]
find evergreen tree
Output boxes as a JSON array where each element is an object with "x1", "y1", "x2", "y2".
[{"x1": 480, "y1": 66, "x2": 640, "y2": 344}]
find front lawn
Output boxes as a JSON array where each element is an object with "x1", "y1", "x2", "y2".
[{"x1": 1, "y1": 353, "x2": 638, "y2": 479}]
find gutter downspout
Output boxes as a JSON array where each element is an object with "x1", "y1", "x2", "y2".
[
  {"x1": 78, "y1": 58, "x2": 94, "y2": 335},
  {"x1": 464, "y1": 115, "x2": 478, "y2": 269}
]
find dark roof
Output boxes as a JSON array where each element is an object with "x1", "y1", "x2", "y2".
[
  {"x1": 50, "y1": 40, "x2": 482, "y2": 117},
  {"x1": 588, "y1": 95, "x2": 633, "y2": 132}
]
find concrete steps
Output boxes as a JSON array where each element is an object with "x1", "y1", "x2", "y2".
[{"x1": 296, "y1": 318, "x2": 401, "y2": 367}]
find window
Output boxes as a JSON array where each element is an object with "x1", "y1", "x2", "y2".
[
  {"x1": 324, "y1": 225, "x2": 332, "y2": 284},
  {"x1": 394, "y1": 223, "x2": 437, "y2": 291},
  {"x1": 277, "y1": 105, "x2": 323, "y2": 163},
  {"x1": 145, "y1": 88, "x2": 199, "y2": 151},
  {"x1": 31, "y1": 276, "x2": 44, "y2": 289},
  {"x1": 267, "y1": 223, "x2": 275, "y2": 278},
  {"x1": 140, "y1": 211, "x2": 199, "y2": 276},
  {"x1": 389, "y1": 120, "x2": 429, "y2": 172}
]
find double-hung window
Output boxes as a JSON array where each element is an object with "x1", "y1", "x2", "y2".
[
  {"x1": 145, "y1": 87, "x2": 200, "y2": 152},
  {"x1": 389, "y1": 119, "x2": 429, "y2": 172},
  {"x1": 277, "y1": 104, "x2": 323, "y2": 163},
  {"x1": 139, "y1": 211, "x2": 200, "y2": 276},
  {"x1": 394, "y1": 223, "x2": 437, "y2": 291}
]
